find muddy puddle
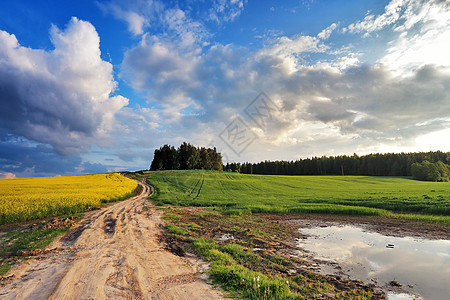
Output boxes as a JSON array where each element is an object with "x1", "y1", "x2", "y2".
[{"x1": 296, "y1": 225, "x2": 450, "y2": 300}]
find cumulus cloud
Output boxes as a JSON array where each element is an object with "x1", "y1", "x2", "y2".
[
  {"x1": 119, "y1": 0, "x2": 450, "y2": 162},
  {"x1": 49, "y1": 0, "x2": 445, "y2": 166},
  {"x1": 0, "y1": 17, "x2": 128, "y2": 155}
]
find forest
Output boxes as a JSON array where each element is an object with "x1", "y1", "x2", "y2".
[{"x1": 224, "y1": 151, "x2": 450, "y2": 181}]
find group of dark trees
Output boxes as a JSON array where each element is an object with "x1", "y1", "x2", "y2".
[
  {"x1": 411, "y1": 160, "x2": 450, "y2": 182},
  {"x1": 224, "y1": 151, "x2": 450, "y2": 181},
  {"x1": 150, "y1": 142, "x2": 223, "y2": 171}
]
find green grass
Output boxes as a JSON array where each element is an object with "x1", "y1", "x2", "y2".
[
  {"x1": 146, "y1": 170, "x2": 450, "y2": 225},
  {"x1": 190, "y1": 237, "x2": 374, "y2": 299},
  {"x1": 165, "y1": 224, "x2": 189, "y2": 235},
  {"x1": 0, "y1": 225, "x2": 71, "y2": 276}
]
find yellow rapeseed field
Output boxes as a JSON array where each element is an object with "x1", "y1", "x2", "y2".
[{"x1": 0, "y1": 173, "x2": 138, "y2": 225}]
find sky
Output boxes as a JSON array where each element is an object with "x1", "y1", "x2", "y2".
[{"x1": 0, "y1": 0, "x2": 450, "y2": 178}]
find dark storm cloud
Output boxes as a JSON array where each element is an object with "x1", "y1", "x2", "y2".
[
  {"x1": 0, "y1": 137, "x2": 82, "y2": 177},
  {"x1": 0, "y1": 18, "x2": 128, "y2": 155}
]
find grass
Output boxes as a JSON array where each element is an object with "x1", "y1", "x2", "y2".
[
  {"x1": 0, "y1": 173, "x2": 138, "y2": 225},
  {"x1": 0, "y1": 221, "x2": 74, "y2": 276},
  {"x1": 146, "y1": 170, "x2": 450, "y2": 225},
  {"x1": 161, "y1": 208, "x2": 379, "y2": 299}
]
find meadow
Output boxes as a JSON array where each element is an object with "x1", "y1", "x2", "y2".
[
  {"x1": 146, "y1": 170, "x2": 450, "y2": 224},
  {"x1": 0, "y1": 173, "x2": 138, "y2": 225}
]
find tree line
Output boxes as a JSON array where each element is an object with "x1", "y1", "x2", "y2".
[
  {"x1": 224, "y1": 151, "x2": 450, "y2": 180},
  {"x1": 150, "y1": 142, "x2": 223, "y2": 171},
  {"x1": 411, "y1": 160, "x2": 450, "y2": 182}
]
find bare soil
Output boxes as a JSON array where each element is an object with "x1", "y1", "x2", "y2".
[{"x1": 0, "y1": 178, "x2": 224, "y2": 300}]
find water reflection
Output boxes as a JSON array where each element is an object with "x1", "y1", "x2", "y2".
[{"x1": 297, "y1": 225, "x2": 450, "y2": 300}]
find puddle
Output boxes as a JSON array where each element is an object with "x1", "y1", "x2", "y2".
[
  {"x1": 297, "y1": 225, "x2": 450, "y2": 300},
  {"x1": 217, "y1": 233, "x2": 235, "y2": 241}
]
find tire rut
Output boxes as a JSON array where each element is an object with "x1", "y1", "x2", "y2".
[{"x1": 0, "y1": 176, "x2": 224, "y2": 300}]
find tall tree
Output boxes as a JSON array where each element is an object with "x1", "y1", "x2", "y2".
[{"x1": 149, "y1": 143, "x2": 223, "y2": 171}]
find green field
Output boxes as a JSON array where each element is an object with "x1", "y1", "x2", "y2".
[{"x1": 146, "y1": 171, "x2": 450, "y2": 224}]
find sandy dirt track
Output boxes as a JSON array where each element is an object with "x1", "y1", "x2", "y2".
[{"x1": 1, "y1": 177, "x2": 224, "y2": 300}]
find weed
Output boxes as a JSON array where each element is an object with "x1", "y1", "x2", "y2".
[{"x1": 165, "y1": 225, "x2": 188, "y2": 235}]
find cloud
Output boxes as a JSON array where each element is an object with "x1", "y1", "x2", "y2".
[
  {"x1": 100, "y1": 0, "x2": 209, "y2": 46},
  {"x1": 70, "y1": 0, "x2": 450, "y2": 165},
  {"x1": 209, "y1": 0, "x2": 246, "y2": 23},
  {"x1": 0, "y1": 172, "x2": 16, "y2": 179},
  {"x1": 344, "y1": 0, "x2": 406, "y2": 34},
  {"x1": 77, "y1": 161, "x2": 109, "y2": 174},
  {"x1": 163, "y1": 8, "x2": 210, "y2": 48},
  {"x1": 341, "y1": 0, "x2": 450, "y2": 75},
  {"x1": 95, "y1": 0, "x2": 450, "y2": 165},
  {"x1": 318, "y1": 23, "x2": 338, "y2": 40},
  {"x1": 0, "y1": 136, "x2": 82, "y2": 177},
  {"x1": 0, "y1": 131, "x2": 136, "y2": 178},
  {"x1": 379, "y1": 0, "x2": 450, "y2": 74},
  {"x1": 120, "y1": 7, "x2": 450, "y2": 161},
  {"x1": 107, "y1": 4, "x2": 148, "y2": 35},
  {"x1": 97, "y1": 0, "x2": 161, "y2": 36},
  {"x1": 0, "y1": 17, "x2": 128, "y2": 155}
]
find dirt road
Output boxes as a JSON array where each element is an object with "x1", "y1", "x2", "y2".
[{"x1": 1, "y1": 178, "x2": 224, "y2": 300}]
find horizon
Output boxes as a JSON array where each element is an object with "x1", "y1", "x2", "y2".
[
  {"x1": 1, "y1": 0, "x2": 450, "y2": 178},
  {"x1": 2, "y1": 149, "x2": 448, "y2": 179}
]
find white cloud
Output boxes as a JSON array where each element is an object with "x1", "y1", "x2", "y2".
[
  {"x1": 256, "y1": 35, "x2": 329, "y2": 74},
  {"x1": 122, "y1": 11, "x2": 148, "y2": 35},
  {"x1": 164, "y1": 8, "x2": 210, "y2": 48},
  {"x1": 0, "y1": 17, "x2": 128, "y2": 155},
  {"x1": 318, "y1": 23, "x2": 338, "y2": 40},
  {"x1": 209, "y1": 0, "x2": 246, "y2": 23},
  {"x1": 102, "y1": 3, "x2": 148, "y2": 35},
  {"x1": 117, "y1": 0, "x2": 450, "y2": 162},
  {"x1": 97, "y1": 0, "x2": 160, "y2": 36},
  {"x1": 100, "y1": 0, "x2": 209, "y2": 46},
  {"x1": 345, "y1": 0, "x2": 406, "y2": 34},
  {"x1": 379, "y1": 0, "x2": 450, "y2": 74},
  {"x1": 121, "y1": 28, "x2": 450, "y2": 161}
]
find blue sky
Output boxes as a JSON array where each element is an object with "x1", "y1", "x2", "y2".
[{"x1": 1, "y1": 0, "x2": 449, "y2": 178}]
